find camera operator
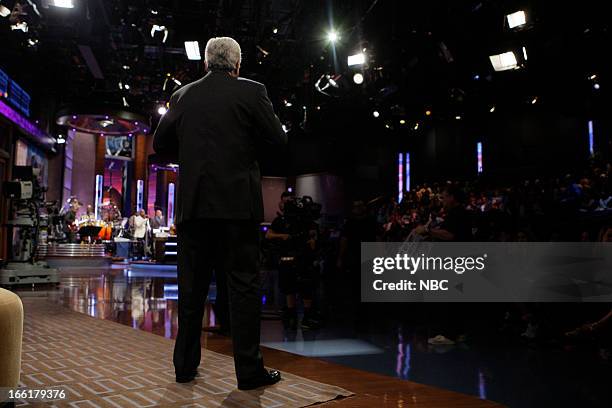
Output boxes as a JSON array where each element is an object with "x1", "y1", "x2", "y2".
[{"x1": 266, "y1": 191, "x2": 320, "y2": 330}]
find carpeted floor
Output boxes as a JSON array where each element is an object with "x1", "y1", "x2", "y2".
[{"x1": 17, "y1": 298, "x2": 353, "y2": 407}]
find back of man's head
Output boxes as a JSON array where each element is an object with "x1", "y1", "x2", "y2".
[{"x1": 205, "y1": 37, "x2": 241, "y2": 72}]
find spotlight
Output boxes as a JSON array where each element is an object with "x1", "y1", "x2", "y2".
[
  {"x1": 399, "y1": 119, "x2": 406, "y2": 125},
  {"x1": 489, "y1": 106, "x2": 496, "y2": 113},
  {"x1": 27, "y1": 38, "x2": 38, "y2": 47},
  {"x1": 372, "y1": 110, "x2": 380, "y2": 118},
  {"x1": 118, "y1": 82, "x2": 123, "y2": 90},
  {"x1": 122, "y1": 65, "x2": 130, "y2": 70},
  {"x1": 348, "y1": 52, "x2": 366, "y2": 66},
  {"x1": 151, "y1": 25, "x2": 168, "y2": 43},
  {"x1": 273, "y1": 28, "x2": 278, "y2": 34},
  {"x1": 157, "y1": 105, "x2": 168, "y2": 115},
  {"x1": 327, "y1": 30, "x2": 339, "y2": 43},
  {"x1": 425, "y1": 110, "x2": 432, "y2": 116},
  {"x1": 594, "y1": 83, "x2": 600, "y2": 90},
  {"x1": 455, "y1": 115, "x2": 462, "y2": 120},
  {"x1": 413, "y1": 123, "x2": 419, "y2": 130},
  {"x1": 283, "y1": 100, "x2": 292, "y2": 107},
  {"x1": 489, "y1": 51, "x2": 518, "y2": 71},
  {"x1": 531, "y1": 97, "x2": 538, "y2": 104},
  {"x1": 353, "y1": 73, "x2": 364, "y2": 84},
  {"x1": 506, "y1": 10, "x2": 526, "y2": 29},
  {"x1": 385, "y1": 124, "x2": 390, "y2": 129},
  {"x1": 522, "y1": 46, "x2": 528, "y2": 61},
  {"x1": 589, "y1": 74, "x2": 598, "y2": 80},
  {"x1": 184, "y1": 41, "x2": 201, "y2": 60},
  {"x1": 282, "y1": 124, "x2": 289, "y2": 133},
  {"x1": 53, "y1": 0, "x2": 75, "y2": 8},
  {"x1": 124, "y1": 84, "x2": 130, "y2": 90},
  {"x1": 122, "y1": 97, "x2": 129, "y2": 107},
  {"x1": 473, "y1": 74, "x2": 480, "y2": 80},
  {"x1": 10, "y1": 22, "x2": 28, "y2": 33},
  {"x1": 172, "y1": 78, "x2": 182, "y2": 86}
]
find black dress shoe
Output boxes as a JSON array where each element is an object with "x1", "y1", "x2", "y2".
[
  {"x1": 176, "y1": 369, "x2": 198, "y2": 383},
  {"x1": 237, "y1": 369, "x2": 281, "y2": 390}
]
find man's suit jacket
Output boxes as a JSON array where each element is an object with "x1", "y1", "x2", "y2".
[{"x1": 153, "y1": 71, "x2": 287, "y2": 224}]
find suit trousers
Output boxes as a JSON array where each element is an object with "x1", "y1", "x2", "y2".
[{"x1": 173, "y1": 219, "x2": 264, "y2": 381}]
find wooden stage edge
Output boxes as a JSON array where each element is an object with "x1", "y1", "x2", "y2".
[{"x1": 201, "y1": 334, "x2": 504, "y2": 408}]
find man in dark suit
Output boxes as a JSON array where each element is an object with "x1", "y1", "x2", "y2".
[{"x1": 153, "y1": 37, "x2": 286, "y2": 389}]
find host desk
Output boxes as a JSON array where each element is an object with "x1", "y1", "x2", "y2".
[{"x1": 153, "y1": 235, "x2": 178, "y2": 264}]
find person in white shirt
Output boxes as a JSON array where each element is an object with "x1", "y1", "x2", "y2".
[{"x1": 133, "y1": 210, "x2": 148, "y2": 239}]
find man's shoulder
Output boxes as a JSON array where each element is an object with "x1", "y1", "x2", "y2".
[{"x1": 237, "y1": 77, "x2": 265, "y2": 90}]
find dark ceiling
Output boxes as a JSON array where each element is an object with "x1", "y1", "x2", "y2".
[{"x1": 1, "y1": 0, "x2": 610, "y2": 133}]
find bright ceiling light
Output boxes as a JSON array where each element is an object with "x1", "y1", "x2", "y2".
[
  {"x1": 348, "y1": 52, "x2": 366, "y2": 66},
  {"x1": 0, "y1": 5, "x2": 11, "y2": 17},
  {"x1": 53, "y1": 0, "x2": 75, "y2": 8},
  {"x1": 327, "y1": 30, "x2": 339, "y2": 43},
  {"x1": 399, "y1": 119, "x2": 406, "y2": 125},
  {"x1": 151, "y1": 25, "x2": 168, "y2": 43},
  {"x1": 273, "y1": 28, "x2": 278, "y2": 34},
  {"x1": 157, "y1": 105, "x2": 168, "y2": 115},
  {"x1": 353, "y1": 73, "x2": 364, "y2": 84},
  {"x1": 489, "y1": 51, "x2": 518, "y2": 71},
  {"x1": 11, "y1": 22, "x2": 28, "y2": 32},
  {"x1": 372, "y1": 110, "x2": 380, "y2": 118},
  {"x1": 455, "y1": 115, "x2": 462, "y2": 120},
  {"x1": 184, "y1": 41, "x2": 201, "y2": 60},
  {"x1": 506, "y1": 11, "x2": 526, "y2": 29}
]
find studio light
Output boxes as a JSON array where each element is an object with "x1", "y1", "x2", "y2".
[
  {"x1": 594, "y1": 83, "x2": 600, "y2": 90},
  {"x1": 353, "y1": 73, "x2": 364, "y2": 84},
  {"x1": 184, "y1": 41, "x2": 201, "y2": 60},
  {"x1": 10, "y1": 22, "x2": 28, "y2": 33},
  {"x1": 157, "y1": 105, "x2": 168, "y2": 115},
  {"x1": 489, "y1": 51, "x2": 518, "y2": 72},
  {"x1": 372, "y1": 110, "x2": 380, "y2": 118},
  {"x1": 506, "y1": 11, "x2": 526, "y2": 29},
  {"x1": 348, "y1": 52, "x2": 366, "y2": 66},
  {"x1": 151, "y1": 25, "x2": 168, "y2": 43},
  {"x1": 327, "y1": 30, "x2": 339, "y2": 43},
  {"x1": 53, "y1": 0, "x2": 75, "y2": 8}
]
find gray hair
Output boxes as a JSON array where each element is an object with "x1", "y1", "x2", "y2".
[{"x1": 205, "y1": 37, "x2": 242, "y2": 71}]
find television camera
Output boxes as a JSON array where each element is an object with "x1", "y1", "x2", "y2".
[{"x1": 0, "y1": 166, "x2": 59, "y2": 286}]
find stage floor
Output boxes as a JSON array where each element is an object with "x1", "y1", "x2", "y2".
[{"x1": 13, "y1": 266, "x2": 612, "y2": 407}]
